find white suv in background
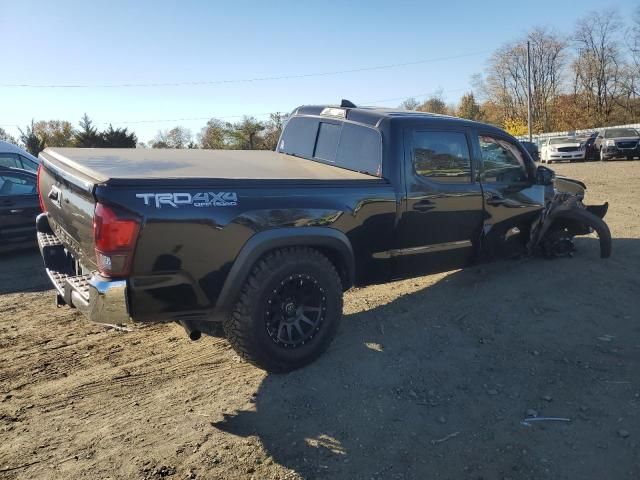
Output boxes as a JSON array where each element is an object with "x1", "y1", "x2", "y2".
[
  {"x1": 539, "y1": 137, "x2": 585, "y2": 163},
  {"x1": 0, "y1": 141, "x2": 39, "y2": 172}
]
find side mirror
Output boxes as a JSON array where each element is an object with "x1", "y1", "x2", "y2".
[{"x1": 536, "y1": 165, "x2": 555, "y2": 186}]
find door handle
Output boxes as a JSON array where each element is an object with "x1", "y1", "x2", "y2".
[{"x1": 9, "y1": 209, "x2": 24, "y2": 214}]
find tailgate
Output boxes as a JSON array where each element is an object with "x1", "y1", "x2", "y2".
[{"x1": 39, "y1": 156, "x2": 98, "y2": 270}]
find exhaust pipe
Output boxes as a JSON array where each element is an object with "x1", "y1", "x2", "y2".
[{"x1": 178, "y1": 320, "x2": 202, "y2": 341}]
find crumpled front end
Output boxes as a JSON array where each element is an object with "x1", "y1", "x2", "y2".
[{"x1": 527, "y1": 177, "x2": 611, "y2": 259}]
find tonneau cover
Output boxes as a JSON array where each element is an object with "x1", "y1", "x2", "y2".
[{"x1": 40, "y1": 148, "x2": 378, "y2": 182}]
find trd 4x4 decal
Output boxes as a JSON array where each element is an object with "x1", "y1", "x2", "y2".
[{"x1": 136, "y1": 192, "x2": 238, "y2": 208}]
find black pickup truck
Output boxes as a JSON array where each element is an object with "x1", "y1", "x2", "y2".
[{"x1": 36, "y1": 103, "x2": 611, "y2": 372}]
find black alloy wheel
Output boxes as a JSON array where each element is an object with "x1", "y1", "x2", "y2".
[{"x1": 264, "y1": 273, "x2": 327, "y2": 348}]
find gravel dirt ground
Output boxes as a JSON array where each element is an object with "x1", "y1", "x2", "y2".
[{"x1": 1, "y1": 161, "x2": 639, "y2": 480}]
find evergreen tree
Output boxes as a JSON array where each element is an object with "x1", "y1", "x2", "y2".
[
  {"x1": 100, "y1": 124, "x2": 137, "y2": 148},
  {"x1": 18, "y1": 120, "x2": 46, "y2": 156},
  {"x1": 74, "y1": 114, "x2": 101, "y2": 147},
  {"x1": 457, "y1": 92, "x2": 482, "y2": 120}
]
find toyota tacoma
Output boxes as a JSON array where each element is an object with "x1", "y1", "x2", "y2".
[{"x1": 36, "y1": 102, "x2": 611, "y2": 372}]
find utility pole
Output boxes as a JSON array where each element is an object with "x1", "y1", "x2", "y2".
[{"x1": 527, "y1": 40, "x2": 532, "y2": 142}]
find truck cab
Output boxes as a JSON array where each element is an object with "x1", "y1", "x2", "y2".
[{"x1": 279, "y1": 105, "x2": 545, "y2": 276}]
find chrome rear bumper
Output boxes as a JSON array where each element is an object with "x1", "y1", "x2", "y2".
[{"x1": 37, "y1": 214, "x2": 131, "y2": 325}]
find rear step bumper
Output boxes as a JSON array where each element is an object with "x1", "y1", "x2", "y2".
[{"x1": 37, "y1": 214, "x2": 130, "y2": 325}]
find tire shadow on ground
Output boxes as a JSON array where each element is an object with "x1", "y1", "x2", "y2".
[{"x1": 213, "y1": 237, "x2": 640, "y2": 480}]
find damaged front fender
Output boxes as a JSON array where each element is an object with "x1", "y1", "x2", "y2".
[{"x1": 528, "y1": 193, "x2": 611, "y2": 259}]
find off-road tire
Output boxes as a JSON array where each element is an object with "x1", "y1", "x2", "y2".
[{"x1": 223, "y1": 247, "x2": 343, "y2": 372}]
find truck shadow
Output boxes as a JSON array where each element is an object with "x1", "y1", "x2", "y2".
[
  {"x1": 212, "y1": 237, "x2": 640, "y2": 479},
  {"x1": 0, "y1": 248, "x2": 51, "y2": 294}
]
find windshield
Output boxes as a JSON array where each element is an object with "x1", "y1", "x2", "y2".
[
  {"x1": 549, "y1": 137, "x2": 576, "y2": 145},
  {"x1": 605, "y1": 128, "x2": 639, "y2": 138}
]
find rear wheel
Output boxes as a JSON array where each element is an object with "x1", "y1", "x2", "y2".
[{"x1": 223, "y1": 247, "x2": 343, "y2": 372}]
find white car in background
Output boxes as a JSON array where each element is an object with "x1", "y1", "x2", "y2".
[
  {"x1": 0, "y1": 141, "x2": 39, "y2": 172},
  {"x1": 539, "y1": 137, "x2": 585, "y2": 164}
]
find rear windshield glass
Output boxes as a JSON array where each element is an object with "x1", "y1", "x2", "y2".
[
  {"x1": 605, "y1": 128, "x2": 639, "y2": 138},
  {"x1": 278, "y1": 117, "x2": 382, "y2": 177}
]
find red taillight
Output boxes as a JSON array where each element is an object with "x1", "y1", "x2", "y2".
[
  {"x1": 37, "y1": 163, "x2": 46, "y2": 212},
  {"x1": 93, "y1": 202, "x2": 140, "y2": 277}
]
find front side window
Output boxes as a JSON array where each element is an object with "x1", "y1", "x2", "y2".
[
  {"x1": 479, "y1": 135, "x2": 528, "y2": 183},
  {"x1": 413, "y1": 131, "x2": 471, "y2": 182},
  {"x1": 0, "y1": 173, "x2": 36, "y2": 196},
  {"x1": 0, "y1": 153, "x2": 21, "y2": 169}
]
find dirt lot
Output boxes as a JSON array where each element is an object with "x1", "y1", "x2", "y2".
[{"x1": 1, "y1": 162, "x2": 639, "y2": 480}]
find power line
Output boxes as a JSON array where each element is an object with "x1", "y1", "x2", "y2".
[
  {"x1": 0, "y1": 50, "x2": 489, "y2": 88},
  {"x1": 0, "y1": 87, "x2": 473, "y2": 129}
]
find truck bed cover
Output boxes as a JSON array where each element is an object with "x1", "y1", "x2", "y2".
[{"x1": 40, "y1": 148, "x2": 379, "y2": 183}]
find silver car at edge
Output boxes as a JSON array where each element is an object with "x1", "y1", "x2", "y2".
[{"x1": 539, "y1": 136, "x2": 585, "y2": 164}]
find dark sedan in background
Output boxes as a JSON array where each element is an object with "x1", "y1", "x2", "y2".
[
  {"x1": 0, "y1": 166, "x2": 40, "y2": 251},
  {"x1": 582, "y1": 132, "x2": 599, "y2": 161}
]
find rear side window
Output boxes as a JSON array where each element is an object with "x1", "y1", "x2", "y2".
[
  {"x1": 278, "y1": 117, "x2": 382, "y2": 177},
  {"x1": 413, "y1": 131, "x2": 471, "y2": 182}
]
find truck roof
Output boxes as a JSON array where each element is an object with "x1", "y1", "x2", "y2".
[
  {"x1": 293, "y1": 104, "x2": 495, "y2": 131},
  {"x1": 40, "y1": 148, "x2": 380, "y2": 184}
]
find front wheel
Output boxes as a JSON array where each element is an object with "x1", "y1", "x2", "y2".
[{"x1": 223, "y1": 247, "x2": 343, "y2": 372}]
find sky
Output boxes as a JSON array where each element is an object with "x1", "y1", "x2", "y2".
[{"x1": 1, "y1": 0, "x2": 638, "y2": 143}]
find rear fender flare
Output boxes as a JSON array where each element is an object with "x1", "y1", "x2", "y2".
[{"x1": 214, "y1": 227, "x2": 355, "y2": 314}]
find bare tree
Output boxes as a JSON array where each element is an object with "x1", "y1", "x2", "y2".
[
  {"x1": 151, "y1": 126, "x2": 192, "y2": 149},
  {"x1": 399, "y1": 98, "x2": 420, "y2": 110},
  {"x1": 34, "y1": 120, "x2": 75, "y2": 147},
  {"x1": 262, "y1": 113, "x2": 287, "y2": 151},
  {"x1": 572, "y1": 11, "x2": 624, "y2": 125},
  {"x1": 417, "y1": 91, "x2": 448, "y2": 114},
  {"x1": 628, "y1": 6, "x2": 640, "y2": 90},
  {"x1": 484, "y1": 27, "x2": 567, "y2": 131}
]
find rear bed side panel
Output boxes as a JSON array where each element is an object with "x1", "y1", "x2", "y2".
[{"x1": 94, "y1": 182, "x2": 396, "y2": 322}]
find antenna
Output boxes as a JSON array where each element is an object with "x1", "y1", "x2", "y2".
[{"x1": 340, "y1": 99, "x2": 357, "y2": 108}]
